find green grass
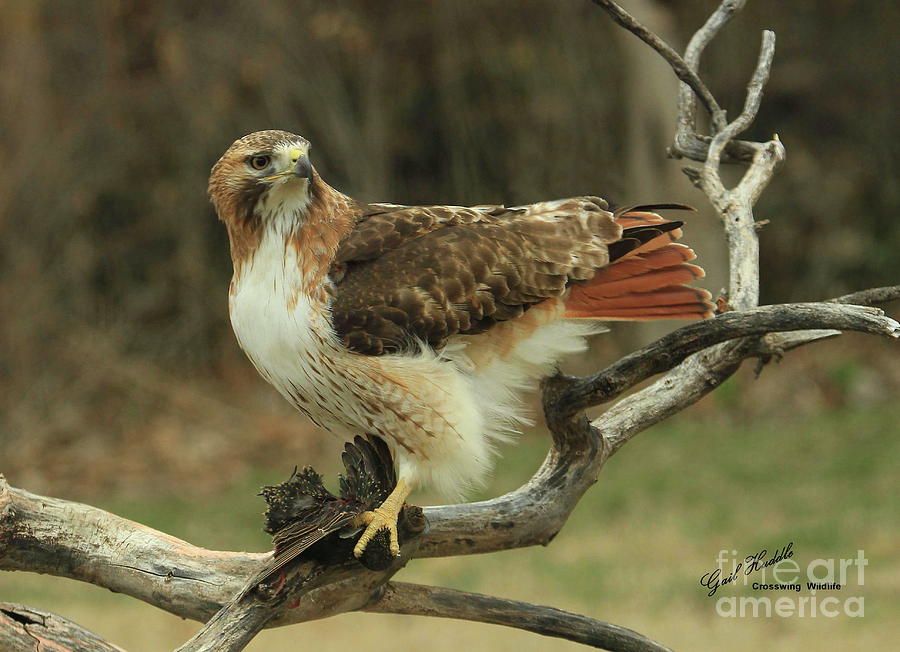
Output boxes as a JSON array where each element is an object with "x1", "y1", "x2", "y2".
[{"x1": 2, "y1": 402, "x2": 897, "y2": 650}]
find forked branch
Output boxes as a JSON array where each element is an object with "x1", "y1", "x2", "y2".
[{"x1": 590, "y1": 0, "x2": 725, "y2": 130}]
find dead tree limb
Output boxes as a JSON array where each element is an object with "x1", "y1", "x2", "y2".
[
  {"x1": 364, "y1": 582, "x2": 675, "y2": 652},
  {"x1": 1, "y1": 2, "x2": 896, "y2": 651},
  {"x1": 0, "y1": 603, "x2": 126, "y2": 652},
  {"x1": 590, "y1": 0, "x2": 725, "y2": 132},
  {"x1": 553, "y1": 302, "x2": 899, "y2": 418},
  {"x1": 832, "y1": 285, "x2": 900, "y2": 306}
]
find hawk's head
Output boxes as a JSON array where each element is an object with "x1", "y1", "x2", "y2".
[{"x1": 208, "y1": 130, "x2": 316, "y2": 229}]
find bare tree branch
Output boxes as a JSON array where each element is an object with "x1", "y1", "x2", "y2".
[
  {"x1": 590, "y1": 285, "x2": 898, "y2": 455},
  {"x1": 755, "y1": 329, "x2": 841, "y2": 358},
  {"x1": 700, "y1": 76, "x2": 782, "y2": 309},
  {"x1": 679, "y1": 0, "x2": 744, "y2": 124},
  {"x1": 831, "y1": 285, "x2": 900, "y2": 306},
  {"x1": 755, "y1": 285, "x2": 900, "y2": 358},
  {"x1": 718, "y1": 34, "x2": 776, "y2": 148},
  {"x1": 0, "y1": 477, "x2": 412, "y2": 633},
  {"x1": 590, "y1": 0, "x2": 724, "y2": 128},
  {"x1": 553, "y1": 303, "x2": 899, "y2": 419},
  {"x1": 365, "y1": 582, "x2": 675, "y2": 652},
  {"x1": 594, "y1": 0, "x2": 765, "y2": 163},
  {"x1": 593, "y1": 338, "x2": 755, "y2": 453},
  {"x1": 173, "y1": 538, "x2": 420, "y2": 652},
  {"x1": 0, "y1": 602, "x2": 125, "y2": 652},
  {"x1": 0, "y1": 477, "x2": 262, "y2": 623}
]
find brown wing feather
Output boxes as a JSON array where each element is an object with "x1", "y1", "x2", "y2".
[
  {"x1": 334, "y1": 202, "x2": 511, "y2": 264},
  {"x1": 330, "y1": 197, "x2": 621, "y2": 355},
  {"x1": 260, "y1": 505, "x2": 359, "y2": 581}
]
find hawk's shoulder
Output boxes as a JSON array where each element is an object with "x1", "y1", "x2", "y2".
[{"x1": 334, "y1": 202, "x2": 510, "y2": 265}]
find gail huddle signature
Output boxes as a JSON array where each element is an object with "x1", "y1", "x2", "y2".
[{"x1": 699, "y1": 542, "x2": 794, "y2": 596}]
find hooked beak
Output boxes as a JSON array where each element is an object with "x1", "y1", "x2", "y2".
[
  {"x1": 292, "y1": 154, "x2": 313, "y2": 180},
  {"x1": 263, "y1": 148, "x2": 313, "y2": 182}
]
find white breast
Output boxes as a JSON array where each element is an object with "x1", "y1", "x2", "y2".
[
  {"x1": 228, "y1": 228, "x2": 350, "y2": 432},
  {"x1": 230, "y1": 230, "x2": 304, "y2": 368}
]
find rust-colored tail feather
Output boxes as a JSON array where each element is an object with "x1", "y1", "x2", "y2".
[{"x1": 565, "y1": 208, "x2": 714, "y2": 321}]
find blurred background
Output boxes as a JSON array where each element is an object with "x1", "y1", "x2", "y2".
[{"x1": 1, "y1": 1, "x2": 897, "y2": 650}]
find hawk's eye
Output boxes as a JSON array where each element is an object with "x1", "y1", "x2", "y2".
[{"x1": 249, "y1": 155, "x2": 271, "y2": 170}]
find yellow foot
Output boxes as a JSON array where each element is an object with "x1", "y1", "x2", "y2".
[
  {"x1": 353, "y1": 478, "x2": 411, "y2": 559},
  {"x1": 353, "y1": 506, "x2": 401, "y2": 558}
]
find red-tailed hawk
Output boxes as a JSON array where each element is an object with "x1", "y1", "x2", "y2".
[{"x1": 209, "y1": 130, "x2": 712, "y2": 558}]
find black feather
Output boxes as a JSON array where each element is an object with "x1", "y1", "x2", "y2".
[
  {"x1": 253, "y1": 435, "x2": 402, "y2": 584},
  {"x1": 607, "y1": 222, "x2": 683, "y2": 261}
]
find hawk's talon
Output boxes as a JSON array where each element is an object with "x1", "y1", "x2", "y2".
[
  {"x1": 352, "y1": 477, "x2": 411, "y2": 560},
  {"x1": 353, "y1": 507, "x2": 401, "y2": 558}
]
